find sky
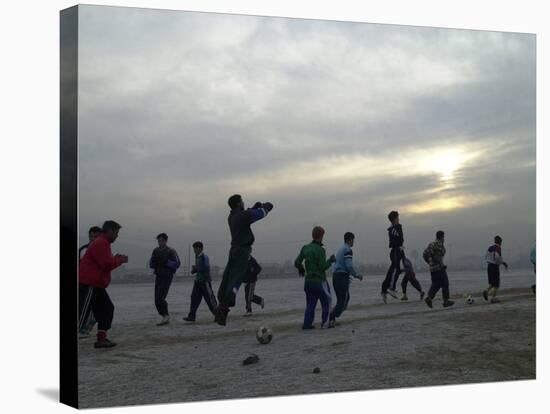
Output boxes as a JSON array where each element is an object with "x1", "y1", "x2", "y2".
[{"x1": 77, "y1": 5, "x2": 536, "y2": 268}]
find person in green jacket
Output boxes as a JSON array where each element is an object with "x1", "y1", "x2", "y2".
[{"x1": 295, "y1": 226, "x2": 336, "y2": 329}]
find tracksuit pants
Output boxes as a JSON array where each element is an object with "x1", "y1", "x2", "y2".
[
  {"x1": 154, "y1": 272, "x2": 174, "y2": 317},
  {"x1": 244, "y1": 281, "x2": 263, "y2": 312},
  {"x1": 330, "y1": 272, "x2": 350, "y2": 320},
  {"x1": 303, "y1": 280, "x2": 332, "y2": 328},
  {"x1": 401, "y1": 272, "x2": 422, "y2": 294},
  {"x1": 382, "y1": 247, "x2": 402, "y2": 293},
  {"x1": 217, "y1": 246, "x2": 251, "y2": 308},
  {"x1": 427, "y1": 269, "x2": 450, "y2": 300},
  {"x1": 79, "y1": 284, "x2": 114, "y2": 332},
  {"x1": 188, "y1": 280, "x2": 218, "y2": 318}
]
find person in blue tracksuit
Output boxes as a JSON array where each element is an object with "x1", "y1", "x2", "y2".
[
  {"x1": 328, "y1": 232, "x2": 363, "y2": 328},
  {"x1": 184, "y1": 241, "x2": 218, "y2": 322}
]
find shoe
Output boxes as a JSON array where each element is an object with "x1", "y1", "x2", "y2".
[
  {"x1": 400, "y1": 295, "x2": 408, "y2": 301},
  {"x1": 94, "y1": 339, "x2": 117, "y2": 349},
  {"x1": 328, "y1": 319, "x2": 336, "y2": 328},
  {"x1": 388, "y1": 289, "x2": 398, "y2": 299},
  {"x1": 490, "y1": 297, "x2": 500, "y2": 304},
  {"x1": 183, "y1": 316, "x2": 195, "y2": 322},
  {"x1": 482, "y1": 290, "x2": 489, "y2": 301},
  {"x1": 420, "y1": 291, "x2": 425, "y2": 301},
  {"x1": 302, "y1": 325, "x2": 315, "y2": 330},
  {"x1": 443, "y1": 300, "x2": 455, "y2": 308},
  {"x1": 214, "y1": 307, "x2": 228, "y2": 326},
  {"x1": 156, "y1": 315, "x2": 170, "y2": 326},
  {"x1": 243, "y1": 311, "x2": 252, "y2": 317},
  {"x1": 381, "y1": 293, "x2": 388, "y2": 304},
  {"x1": 425, "y1": 297, "x2": 433, "y2": 308},
  {"x1": 260, "y1": 298, "x2": 265, "y2": 309}
]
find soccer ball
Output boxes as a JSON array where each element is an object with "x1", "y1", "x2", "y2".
[
  {"x1": 466, "y1": 295, "x2": 475, "y2": 305},
  {"x1": 256, "y1": 326, "x2": 273, "y2": 344}
]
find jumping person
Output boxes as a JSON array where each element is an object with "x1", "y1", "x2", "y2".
[
  {"x1": 423, "y1": 230, "x2": 454, "y2": 308},
  {"x1": 381, "y1": 211, "x2": 404, "y2": 303},
  {"x1": 242, "y1": 255, "x2": 265, "y2": 316},
  {"x1": 78, "y1": 225, "x2": 102, "y2": 338},
  {"x1": 482, "y1": 235, "x2": 508, "y2": 304},
  {"x1": 79, "y1": 220, "x2": 128, "y2": 348},
  {"x1": 399, "y1": 255, "x2": 425, "y2": 301},
  {"x1": 328, "y1": 232, "x2": 363, "y2": 328},
  {"x1": 214, "y1": 195, "x2": 273, "y2": 326},
  {"x1": 149, "y1": 233, "x2": 180, "y2": 326},
  {"x1": 295, "y1": 226, "x2": 336, "y2": 330},
  {"x1": 183, "y1": 241, "x2": 218, "y2": 322}
]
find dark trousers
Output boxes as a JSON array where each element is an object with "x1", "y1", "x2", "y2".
[
  {"x1": 401, "y1": 272, "x2": 422, "y2": 294},
  {"x1": 487, "y1": 263, "x2": 501, "y2": 288},
  {"x1": 382, "y1": 247, "x2": 402, "y2": 293},
  {"x1": 303, "y1": 280, "x2": 332, "y2": 328},
  {"x1": 218, "y1": 246, "x2": 251, "y2": 307},
  {"x1": 79, "y1": 284, "x2": 114, "y2": 331},
  {"x1": 189, "y1": 280, "x2": 218, "y2": 318},
  {"x1": 427, "y1": 269, "x2": 450, "y2": 300},
  {"x1": 244, "y1": 281, "x2": 263, "y2": 312},
  {"x1": 330, "y1": 272, "x2": 350, "y2": 320},
  {"x1": 154, "y1": 272, "x2": 174, "y2": 316}
]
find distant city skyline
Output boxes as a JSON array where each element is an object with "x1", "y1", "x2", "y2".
[{"x1": 77, "y1": 6, "x2": 536, "y2": 267}]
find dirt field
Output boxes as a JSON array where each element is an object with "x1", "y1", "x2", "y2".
[{"x1": 78, "y1": 270, "x2": 536, "y2": 408}]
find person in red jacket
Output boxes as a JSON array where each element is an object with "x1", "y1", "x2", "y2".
[{"x1": 79, "y1": 220, "x2": 128, "y2": 348}]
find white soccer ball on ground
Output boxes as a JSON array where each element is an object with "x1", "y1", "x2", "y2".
[
  {"x1": 256, "y1": 326, "x2": 273, "y2": 344},
  {"x1": 466, "y1": 295, "x2": 475, "y2": 305}
]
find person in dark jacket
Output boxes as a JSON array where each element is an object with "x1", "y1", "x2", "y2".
[
  {"x1": 149, "y1": 233, "x2": 180, "y2": 326},
  {"x1": 214, "y1": 195, "x2": 274, "y2": 326},
  {"x1": 399, "y1": 255, "x2": 425, "y2": 301},
  {"x1": 183, "y1": 241, "x2": 218, "y2": 322},
  {"x1": 78, "y1": 225, "x2": 102, "y2": 338},
  {"x1": 242, "y1": 256, "x2": 264, "y2": 316},
  {"x1": 423, "y1": 230, "x2": 454, "y2": 309},
  {"x1": 381, "y1": 210, "x2": 404, "y2": 303},
  {"x1": 79, "y1": 220, "x2": 128, "y2": 348}
]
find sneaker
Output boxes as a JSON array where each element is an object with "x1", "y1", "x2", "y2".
[
  {"x1": 381, "y1": 293, "x2": 388, "y2": 304},
  {"x1": 328, "y1": 319, "x2": 336, "y2": 328},
  {"x1": 443, "y1": 300, "x2": 455, "y2": 308},
  {"x1": 302, "y1": 325, "x2": 316, "y2": 330},
  {"x1": 156, "y1": 315, "x2": 170, "y2": 326},
  {"x1": 388, "y1": 289, "x2": 398, "y2": 299},
  {"x1": 183, "y1": 316, "x2": 195, "y2": 322},
  {"x1": 425, "y1": 297, "x2": 433, "y2": 308},
  {"x1": 260, "y1": 298, "x2": 265, "y2": 309},
  {"x1": 400, "y1": 295, "x2": 408, "y2": 301},
  {"x1": 482, "y1": 290, "x2": 489, "y2": 301},
  {"x1": 420, "y1": 291, "x2": 425, "y2": 301},
  {"x1": 243, "y1": 311, "x2": 252, "y2": 317},
  {"x1": 214, "y1": 307, "x2": 228, "y2": 326},
  {"x1": 94, "y1": 339, "x2": 117, "y2": 349},
  {"x1": 490, "y1": 297, "x2": 500, "y2": 304}
]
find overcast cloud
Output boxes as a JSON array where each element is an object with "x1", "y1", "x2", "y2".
[{"x1": 77, "y1": 6, "x2": 535, "y2": 267}]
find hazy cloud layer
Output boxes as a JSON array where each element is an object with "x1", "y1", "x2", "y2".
[{"x1": 77, "y1": 6, "x2": 535, "y2": 266}]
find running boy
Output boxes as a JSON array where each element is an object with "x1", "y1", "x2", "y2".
[
  {"x1": 423, "y1": 230, "x2": 454, "y2": 308},
  {"x1": 149, "y1": 233, "x2": 181, "y2": 326},
  {"x1": 382, "y1": 210, "x2": 404, "y2": 303},
  {"x1": 79, "y1": 220, "x2": 128, "y2": 348},
  {"x1": 294, "y1": 226, "x2": 336, "y2": 330},
  {"x1": 328, "y1": 232, "x2": 363, "y2": 328},
  {"x1": 242, "y1": 255, "x2": 265, "y2": 316},
  {"x1": 184, "y1": 241, "x2": 218, "y2": 322},
  {"x1": 399, "y1": 255, "x2": 425, "y2": 301},
  {"x1": 482, "y1": 235, "x2": 508, "y2": 304},
  {"x1": 214, "y1": 195, "x2": 273, "y2": 326}
]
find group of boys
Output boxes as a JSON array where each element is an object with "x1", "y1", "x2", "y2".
[{"x1": 78, "y1": 197, "x2": 529, "y2": 349}]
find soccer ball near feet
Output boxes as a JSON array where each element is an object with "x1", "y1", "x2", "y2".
[{"x1": 256, "y1": 326, "x2": 273, "y2": 344}]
